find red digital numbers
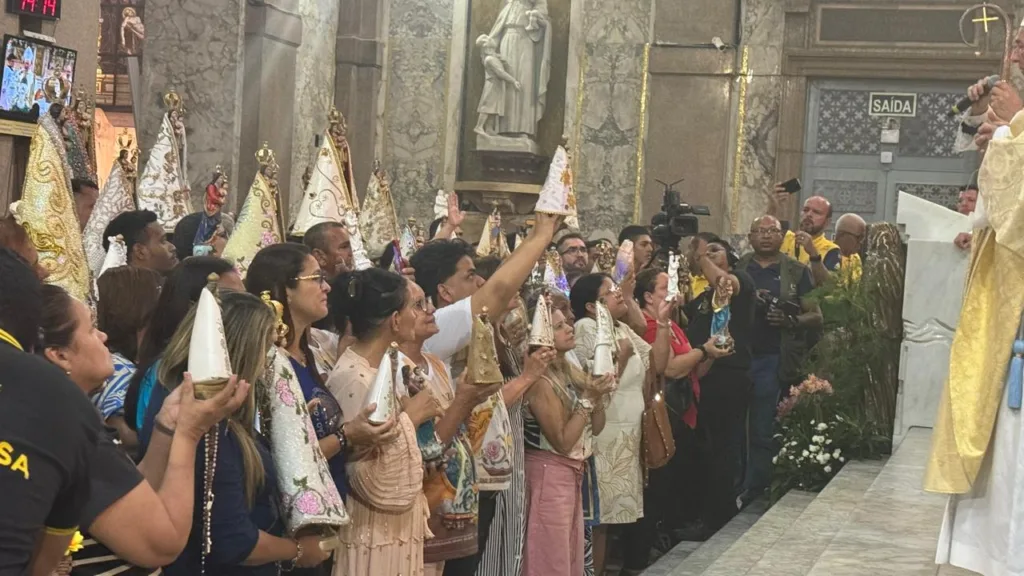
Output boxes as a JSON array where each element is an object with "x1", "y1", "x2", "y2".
[{"x1": 13, "y1": 0, "x2": 58, "y2": 16}]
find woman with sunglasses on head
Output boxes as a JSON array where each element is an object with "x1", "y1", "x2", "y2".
[
  {"x1": 327, "y1": 267, "x2": 443, "y2": 575},
  {"x1": 127, "y1": 256, "x2": 244, "y2": 455},
  {"x1": 36, "y1": 284, "x2": 247, "y2": 574},
  {"x1": 569, "y1": 273, "x2": 651, "y2": 575},
  {"x1": 521, "y1": 292, "x2": 611, "y2": 576},
  {"x1": 245, "y1": 244, "x2": 395, "y2": 507},
  {"x1": 151, "y1": 289, "x2": 331, "y2": 574}
]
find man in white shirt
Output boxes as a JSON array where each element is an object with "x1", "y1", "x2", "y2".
[{"x1": 409, "y1": 212, "x2": 561, "y2": 576}]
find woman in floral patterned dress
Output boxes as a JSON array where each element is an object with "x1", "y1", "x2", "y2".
[{"x1": 570, "y1": 273, "x2": 651, "y2": 574}]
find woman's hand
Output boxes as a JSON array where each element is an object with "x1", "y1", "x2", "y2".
[
  {"x1": 401, "y1": 388, "x2": 443, "y2": 427},
  {"x1": 701, "y1": 339, "x2": 733, "y2": 360},
  {"x1": 655, "y1": 298, "x2": 675, "y2": 324},
  {"x1": 342, "y1": 403, "x2": 399, "y2": 448},
  {"x1": 295, "y1": 534, "x2": 331, "y2": 568},
  {"x1": 522, "y1": 347, "x2": 555, "y2": 382},
  {"x1": 585, "y1": 374, "x2": 616, "y2": 400},
  {"x1": 172, "y1": 373, "x2": 251, "y2": 443},
  {"x1": 454, "y1": 372, "x2": 502, "y2": 408},
  {"x1": 616, "y1": 337, "x2": 634, "y2": 366}
]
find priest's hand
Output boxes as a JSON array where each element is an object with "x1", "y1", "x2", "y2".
[
  {"x1": 968, "y1": 77, "x2": 993, "y2": 116},
  {"x1": 343, "y1": 403, "x2": 399, "y2": 447},
  {"x1": 989, "y1": 81, "x2": 1022, "y2": 123},
  {"x1": 954, "y1": 232, "x2": 973, "y2": 251},
  {"x1": 975, "y1": 122, "x2": 998, "y2": 151}
]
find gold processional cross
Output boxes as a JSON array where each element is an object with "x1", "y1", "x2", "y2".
[{"x1": 960, "y1": 3, "x2": 1014, "y2": 80}]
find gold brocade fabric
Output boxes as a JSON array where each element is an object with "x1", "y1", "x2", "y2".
[
  {"x1": 83, "y1": 163, "x2": 135, "y2": 276},
  {"x1": 13, "y1": 116, "x2": 91, "y2": 302},
  {"x1": 924, "y1": 126, "x2": 1024, "y2": 494},
  {"x1": 358, "y1": 169, "x2": 400, "y2": 259},
  {"x1": 222, "y1": 172, "x2": 281, "y2": 278}
]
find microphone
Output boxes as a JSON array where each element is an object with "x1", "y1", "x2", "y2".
[{"x1": 948, "y1": 75, "x2": 1000, "y2": 117}]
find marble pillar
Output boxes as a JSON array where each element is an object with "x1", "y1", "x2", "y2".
[
  {"x1": 139, "y1": 0, "x2": 247, "y2": 208},
  {"x1": 378, "y1": 0, "x2": 456, "y2": 223},
  {"x1": 239, "y1": 2, "x2": 302, "y2": 216},
  {"x1": 566, "y1": 0, "x2": 655, "y2": 238},
  {"x1": 288, "y1": 0, "x2": 339, "y2": 215},
  {"x1": 724, "y1": 0, "x2": 784, "y2": 233},
  {"x1": 335, "y1": 0, "x2": 385, "y2": 197}
]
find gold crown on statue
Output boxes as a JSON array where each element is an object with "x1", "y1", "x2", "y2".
[
  {"x1": 163, "y1": 89, "x2": 184, "y2": 113},
  {"x1": 256, "y1": 142, "x2": 275, "y2": 168},
  {"x1": 116, "y1": 129, "x2": 134, "y2": 152},
  {"x1": 328, "y1": 106, "x2": 348, "y2": 135},
  {"x1": 467, "y1": 307, "x2": 504, "y2": 386}
]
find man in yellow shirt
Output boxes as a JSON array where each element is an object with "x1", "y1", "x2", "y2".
[
  {"x1": 833, "y1": 213, "x2": 865, "y2": 283},
  {"x1": 771, "y1": 189, "x2": 841, "y2": 286}
]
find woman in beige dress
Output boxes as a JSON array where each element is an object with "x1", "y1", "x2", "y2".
[{"x1": 326, "y1": 267, "x2": 442, "y2": 576}]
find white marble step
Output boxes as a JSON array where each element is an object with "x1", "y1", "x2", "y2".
[
  {"x1": 805, "y1": 428, "x2": 954, "y2": 576},
  {"x1": 645, "y1": 491, "x2": 813, "y2": 576}
]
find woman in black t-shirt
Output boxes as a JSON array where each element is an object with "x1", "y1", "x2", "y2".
[
  {"x1": 682, "y1": 234, "x2": 756, "y2": 534},
  {"x1": 0, "y1": 249, "x2": 101, "y2": 575},
  {"x1": 37, "y1": 284, "x2": 249, "y2": 573}
]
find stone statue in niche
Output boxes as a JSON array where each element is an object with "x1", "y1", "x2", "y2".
[
  {"x1": 121, "y1": 7, "x2": 145, "y2": 55},
  {"x1": 476, "y1": 0, "x2": 552, "y2": 155}
]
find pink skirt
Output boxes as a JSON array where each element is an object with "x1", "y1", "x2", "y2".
[{"x1": 523, "y1": 449, "x2": 585, "y2": 576}]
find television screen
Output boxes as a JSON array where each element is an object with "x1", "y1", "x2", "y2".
[{"x1": 0, "y1": 35, "x2": 77, "y2": 120}]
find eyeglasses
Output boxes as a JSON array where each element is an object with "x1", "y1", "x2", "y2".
[
  {"x1": 294, "y1": 271, "x2": 329, "y2": 286},
  {"x1": 410, "y1": 298, "x2": 431, "y2": 314},
  {"x1": 560, "y1": 246, "x2": 587, "y2": 256},
  {"x1": 751, "y1": 228, "x2": 782, "y2": 237}
]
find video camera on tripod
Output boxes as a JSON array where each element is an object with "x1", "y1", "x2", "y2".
[{"x1": 650, "y1": 177, "x2": 711, "y2": 262}]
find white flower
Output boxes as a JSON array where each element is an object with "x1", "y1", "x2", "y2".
[
  {"x1": 824, "y1": 465, "x2": 833, "y2": 473},
  {"x1": 816, "y1": 422, "x2": 828, "y2": 431},
  {"x1": 790, "y1": 441, "x2": 798, "y2": 447},
  {"x1": 811, "y1": 420, "x2": 816, "y2": 425},
  {"x1": 813, "y1": 435, "x2": 826, "y2": 444},
  {"x1": 802, "y1": 450, "x2": 810, "y2": 457},
  {"x1": 821, "y1": 453, "x2": 831, "y2": 462},
  {"x1": 839, "y1": 457, "x2": 845, "y2": 462},
  {"x1": 833, "y1": 449, "x2": 841, "y2": 458},
  {"x1": 779, "y1": 446, "x2": 788, "y2": 454},
  {"x1": 835, "y1": 415, "x2": 844, "y2": 422},
  {"x1": 809, "y1": 445, "x2": 820, "y2": 453},
  {"x1": 788, "y1": 455, "x2": 794, "y2": 460},
  {"x1": 772, "y1": 456, "x2": 778, "y2": 464},
  {"x1": 825, "y1": 439, "x2": 833, "y2": 445}
]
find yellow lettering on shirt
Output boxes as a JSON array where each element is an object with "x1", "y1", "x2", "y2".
[{"x1": 0, "y1": 440, "x2": 30, "y2": 479}]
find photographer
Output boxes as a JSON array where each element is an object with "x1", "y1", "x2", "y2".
[{"x1": 738, "y1": 215, "x2": 822, "y2": 506}]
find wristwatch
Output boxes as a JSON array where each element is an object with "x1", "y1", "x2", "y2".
[{"x1": 809, "y1": 254, "x2": 822, "y2": 263}]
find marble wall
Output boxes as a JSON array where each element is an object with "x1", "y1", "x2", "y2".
[
  {"x1": 288, "y1": 0, "x2": 339, "y2": 214},
  {"x1": 567, "y1": 0, "x2": 655, "y2": 238},
  {"x1": 138, "y1": 0, "x2": 247, "y2": 207},
  {"x1": 724, "y1": 0, "x2": 783, "y2": 233},
  {"x1": 378, "y1": 0, "x2": 455, "y2": 223}
]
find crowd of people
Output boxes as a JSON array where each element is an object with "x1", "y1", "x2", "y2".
[{"x1": 0, "y1": 171, "x2": 871, "y2": 576}]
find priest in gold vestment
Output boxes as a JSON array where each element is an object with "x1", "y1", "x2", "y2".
[{"x1": 927, "y1": 82, "x2": 1024, "y2": 575}]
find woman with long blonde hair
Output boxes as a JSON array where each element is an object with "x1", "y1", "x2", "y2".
[{"x1": 151, "y1": 290, "x2": 331, "y2": 574}]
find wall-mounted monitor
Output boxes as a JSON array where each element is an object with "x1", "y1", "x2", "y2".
[
  {"x1": 0, "y1": 35, "x2": 76, "y2": 121},
  {"x1": 5, "y1": 0, "x2": 61, "y2": 19}
]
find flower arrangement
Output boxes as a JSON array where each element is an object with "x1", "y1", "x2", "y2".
[{"x1": 771, "y1": 375, "x2": 887, "y2": 501}]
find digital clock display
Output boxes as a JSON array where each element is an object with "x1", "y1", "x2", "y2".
[{"x1": 6, "y1": 0, "x2": 61, "y2": 19}]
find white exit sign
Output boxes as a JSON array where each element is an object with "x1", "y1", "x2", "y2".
[{"x1": 868, "y1": 93, "x2": 917, "y2": 117}]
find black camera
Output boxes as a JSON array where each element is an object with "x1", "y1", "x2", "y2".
[
  {"x1": 650, "y1": 178, "x2": 711, "y2": 261},
  {"x1": 755, "y1": 289, "x2": 802, "y2": 319}
]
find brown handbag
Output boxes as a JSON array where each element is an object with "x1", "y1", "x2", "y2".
[{"x1": 641, "y1": 353, "x2": 676, "y2": 470}]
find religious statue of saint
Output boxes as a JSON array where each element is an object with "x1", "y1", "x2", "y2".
[
  {"x1": 121, "y1": 7, "x2": 145, "y2": 55},
  {"x1": 711, "y1": 275, "x2": 734, "y2": 349},
  {"x1": 476, "y1": 0, "x2": 552, "y2": 153},
  {"x1": 194, "y1": 167, "x2": 228, "y2": 254}
]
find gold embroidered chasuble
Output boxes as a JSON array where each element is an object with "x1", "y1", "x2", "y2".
[{"x1": 925, "y1": 112, "x2": 1024, "y2": 494}]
